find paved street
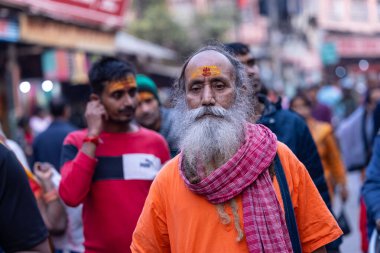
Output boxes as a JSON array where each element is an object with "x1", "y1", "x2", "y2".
[{"x1": 334, "y1": 171, "x2": 363, "y2": 253}]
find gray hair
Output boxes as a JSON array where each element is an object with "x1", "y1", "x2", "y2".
[{"x1": 171, "y1": 43, "x2": 252, "y2": 113}]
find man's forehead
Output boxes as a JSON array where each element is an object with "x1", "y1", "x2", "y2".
[{"x1": 185, "y1": 50, "x2": 233, "y2": 75}]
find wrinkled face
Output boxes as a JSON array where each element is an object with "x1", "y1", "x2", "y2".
[
  {"x1": 184, "y1": 50, "x2": 236, "y2": 111},
  {"x1": 236, "y1": 53, "x2": 261, "y2": 94},
  {"x1": 100, "y1": 74, "x2": 137, "y2": 123},
  {"x1": 290, "y1": 97, "x2": 311, "y2": 119},
  {"x1": 135, "y1": 92, "x2": 160, "y2": 129}
]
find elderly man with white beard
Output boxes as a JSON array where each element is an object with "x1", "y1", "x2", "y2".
[{"x1": 131, "y1": 44, "x2": 342, "y2": 253}]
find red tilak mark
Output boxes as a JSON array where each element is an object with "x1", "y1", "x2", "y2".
[{"x1": 202, "y1": 67, "x2": 211, "y2": 77}]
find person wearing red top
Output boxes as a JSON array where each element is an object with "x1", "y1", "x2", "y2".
[{"x1": 59, "y1": 57, "x2": 170, "y2": 253}]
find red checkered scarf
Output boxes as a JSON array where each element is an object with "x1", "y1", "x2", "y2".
[{"x1": 180, "y1": 123, "x2": 293, "y2": 253}]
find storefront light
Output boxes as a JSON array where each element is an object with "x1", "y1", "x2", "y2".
[
  {"x1": 42, "y1": 80, "x2": 54, "y2": 92},
  {"x1": 19, "y1": 81, "x2": 31, "y2": 94},
  {"x1": 335, "y1": 66, "x2": 346, "y2": 78},
  {"x1": 359, "y1": 60, "x2": 369, "y2": 71}
]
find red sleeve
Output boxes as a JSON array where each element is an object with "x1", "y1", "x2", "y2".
[
  {"x1": 59, "y1": 133, "x2": 97, "y2": 207},
  {"x1": 131, "y1": 167, "x2": 170, "y2": 253},
  {"x1": 158, "y1": 137, "x2": 170, "y2": 166}
]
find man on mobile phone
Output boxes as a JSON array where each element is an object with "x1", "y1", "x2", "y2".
[{"x1": 59, "y1": 57, "x2": 170, "y2": 253}]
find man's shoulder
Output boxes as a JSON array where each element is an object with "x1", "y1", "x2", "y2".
[
  {"x1": 276, "y1": 141, "x2": 303, "y2": 177},
  {"x1": 277, "y1": 141, "x2": 295, "y2": 160},
  {"x1": 154, "y1": 155, "x2": 181, "y2": 183},
  {"x1": 275, "y1": 109, "x2": 306, "y2": 124},
  {"x1": 66, "y1": 129, "x2": 87, "y2": 137},
  {"x1": 139, "y1": 127, "x2": 168, "y2": 144},
  {"x1": 63, "y1": 129, "x2": 87, "y2": 145}
]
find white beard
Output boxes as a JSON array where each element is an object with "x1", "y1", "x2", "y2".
[{"x1": 176, "y1": 104, "x2": 246, "y2": 180}]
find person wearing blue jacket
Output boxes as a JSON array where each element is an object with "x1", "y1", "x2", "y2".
[
  {"x1": 362, "y1": 132, "x2": 380, "y2": 237},
  {"x1": 257, "y1": 94, "x2": 331, "y2": 205},
  {"x1": 225, "y1": 42, "x2": 341, "y2": 252},
  {"x1": 225, "y1": 42, "x2": 331, "y2": 208}
]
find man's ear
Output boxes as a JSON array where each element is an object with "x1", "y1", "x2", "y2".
[{"x1": 90, "y1": 93, "x2": 100, "y2": 101}]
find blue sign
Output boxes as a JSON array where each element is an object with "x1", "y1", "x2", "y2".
[
  {"x1": 321, "y1": 42, "x2": 339, "y2": 66},
  {"x1": 0, "y1": 19, "x2": 19, "y2": 42}
]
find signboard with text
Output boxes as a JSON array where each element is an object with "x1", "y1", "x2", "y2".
[
  {"x1": 326, "y1": 35, "x2": 380, "y2": 58},
  {"x1": 0, "y1": 0, "x2": 128, "y2": 28},
  {"x1": 0, "y1": 19, "x2": 19, "y2": 42}
]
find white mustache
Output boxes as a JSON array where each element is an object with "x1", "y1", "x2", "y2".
[{"x1": 187, "y1": 106, "x2": 228, "y2": 121}]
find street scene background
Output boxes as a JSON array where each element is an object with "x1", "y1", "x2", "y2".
[{"x1": 1, "y1": 1, "x2": 380, "y2": 253}]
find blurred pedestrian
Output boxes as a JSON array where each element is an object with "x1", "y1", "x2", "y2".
[
  {"x1": 363, "y1": 132, "x2": 380, "y2": 241},
  {"x1": 337, "y1": 86, "x2": 380, "y2": 173},
  {"x1": 305, "y1": 84, "x2": 333, "y2": 124},
  {"x1": 34, "y1": 162, "x2": 84, "y2": 253},
  {"x1": 337, "y1": 78, "x2": 359, "y2": 120},
  {"x1": 33, "y1": 96, "x2": 77, "y2": 172},
  {"x1": 30, "y1": 106, "x2": 52, "y2": 136},
  {"x1": 131, "y1": 44, "x2": 342, "y2": 253},
  {"x1": 135, "y1": 74, "x2": 178, "y2": 157},
  {"x1": 225, "y1": 42, "x2": 332, "y2": 208},
  {"x1": 290, "y1": 93, "x2": 348, "y2": 203},
  {"x1": 59, "y1": 57, "x2": 170, "y2": 253},
  {"x1": 15, "y1": 116, "x2": 34, "y2": 167},
  {"x1": 0, "y1": 123, "x2": 30, "y2": 170},
  {"x1": 0, "y1": 142, "x2": 51, "y2": 253},
  {"x1": 34, "y1": 162, "x2": 67, "y2": 235},
  {"x1": 336, "y1": 86, "x2": 380, "y2": 253}
]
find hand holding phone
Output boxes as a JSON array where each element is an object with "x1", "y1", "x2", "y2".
[{"x1": 85, "y1": 100, "x2": 107, "y2": 136}]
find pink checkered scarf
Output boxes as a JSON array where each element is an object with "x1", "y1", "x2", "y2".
[{"x1": 180, "y1": 123, "x2": 293, "y2": 253}]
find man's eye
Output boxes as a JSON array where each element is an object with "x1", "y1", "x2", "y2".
[
  {"x1": 128, "y1": 88, "x2": 137, "y2": 97},
  {"x1": 145, "y1": 98, "x2": 154, "y2": 104},
  {"x1": 190, "y1": 85, "x2": 201, "y2": 92},
  {"x1": 246, "y1": 58, "x2": 256, "y2": 67},
  {"x1": 213, "y1": 82, "x2": 225, "y2": 90},
  {"x1": 112, "y1": 91, "x2": 123, "y2": 99}
]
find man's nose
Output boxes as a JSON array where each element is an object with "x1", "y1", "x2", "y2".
[
  {"x1": 124, "y1": 94, "x2": 134, "y2": 106},
  {"x1": 201, "y1": 85, "x2": 215, "y2": 106},
  {"x1": 140, "y1": 102, "x2": 151, "y2": 113}
]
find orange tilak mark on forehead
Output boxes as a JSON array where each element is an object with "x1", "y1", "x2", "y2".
[
  {"x1": 191, "y1": 65, "x2": 221, "y2": 79},
  {"x1": 138, "y1": 91, "x2": 154, "y2": 102},
  {"x1": 107, "y1": 75, "x2": 137, "y2": 93},
  {"x1": 126, "y1": 75, "x2": 137, "y2": 87}
]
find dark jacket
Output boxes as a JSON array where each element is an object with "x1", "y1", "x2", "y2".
[
  {"x1": 258, "y1": 97, "x2": 331, "y2": 208},
  {"x1": 33, "y1": 120, "x2": 77, "y2": 171},
  {"x1": 362, "y1": 133, "x2": 380, "y2": 236},
  {"x1": 258, "y1": 97, "x2": 341, "y2": 250}
]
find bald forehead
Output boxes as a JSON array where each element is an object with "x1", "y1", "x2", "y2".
[{"x1": 185, "y1": 50, "x2": 235, "y2": 80}]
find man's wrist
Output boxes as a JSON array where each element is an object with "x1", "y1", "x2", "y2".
[{"x1": 83, "y1": 135, "x2": 101, "y2": 146}]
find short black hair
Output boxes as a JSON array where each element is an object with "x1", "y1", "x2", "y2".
[
  {"x1": 88, "y1": 57, "x2": 136, "y2": 95},
  {"x1": 49, "y1": 97, "x2": 67, "y2": 117},
  {"x1": 224, "y1": 42, "x2": 250, "y2": 56},
  {"x1": 290, "y1": 92, "x2": 312, "y2": 109}
]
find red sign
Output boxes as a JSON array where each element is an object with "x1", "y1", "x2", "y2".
[
  {"x1": 327, "y1": 35, "x2": 380, "y2": 58},
  {"x1": 1, "y1": 0, "x2": 128, "y2": 28}
]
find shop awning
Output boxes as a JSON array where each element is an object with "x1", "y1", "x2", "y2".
[{"x1": 115, "y1": 32, "x2": 177, "y2": 61}]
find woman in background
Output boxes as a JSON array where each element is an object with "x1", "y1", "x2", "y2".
[{"x1": 290, "y1": 93, "x2": 348, "y2": 203}]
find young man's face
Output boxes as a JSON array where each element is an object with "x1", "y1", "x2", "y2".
[
  {"x1": 135, "y1": 92, "x2": 161, "y2": 130},
  {"x1": 236, "y1": 53, "x2": 261, "y2": 94},
  {"x1": 100, "y1": 75, "x2": 138, "y2": 124},
  {"x1": 184, "y1": 50, "x2": 236, "y2": 110}
]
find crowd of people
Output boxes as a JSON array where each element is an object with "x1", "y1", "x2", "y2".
[{"x1": 0, "y1": 41, "x2": 380, "y2": 253}]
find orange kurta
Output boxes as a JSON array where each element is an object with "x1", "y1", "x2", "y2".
[
  {"x1": 307, "y1": 118, "x2": 347, "y2": 198},
  {"x1": 131, "y1": 142, "x2": 342, "y2": 253}
]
